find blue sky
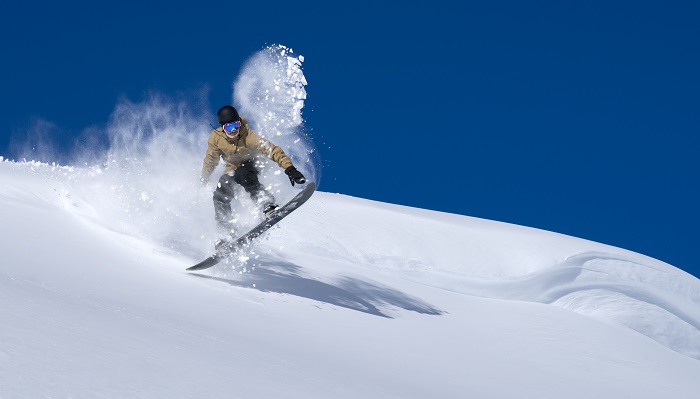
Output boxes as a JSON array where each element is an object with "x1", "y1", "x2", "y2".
[{"x1": 1, "y1": 1, "x2": 698, "y2": 278}]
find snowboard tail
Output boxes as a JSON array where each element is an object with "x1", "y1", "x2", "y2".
[{"x1": 187, "y1": 182, "x2": 316, "y2": 271}]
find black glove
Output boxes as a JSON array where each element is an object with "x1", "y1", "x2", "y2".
[{"x1": 285, "y1": 166, "x2": 307, "y2": 186}]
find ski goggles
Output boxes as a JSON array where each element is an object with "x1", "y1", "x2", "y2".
[{"x1": 222, "y1": 120, "x2": 242, "y2": 134}]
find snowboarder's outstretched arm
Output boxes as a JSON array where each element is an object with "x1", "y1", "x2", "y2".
[
  {"x1": 245, "y1": 130, "x2": 306, "y2": 185},
  {"x1": 244, "y1": 130, "x2": 293, "y2": 170}
]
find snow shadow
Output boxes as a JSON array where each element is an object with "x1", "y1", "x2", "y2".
[{"x1": 190, "y1": 260, "x2": 444, "y2": 318}]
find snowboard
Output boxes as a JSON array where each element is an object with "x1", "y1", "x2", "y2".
[{"x1": 187, "y1": 182, "x2": 316, "y2": 271}]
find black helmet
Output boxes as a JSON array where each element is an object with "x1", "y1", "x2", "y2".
[{"x1": 217, "y1": 105, "x2": 240, "y2": 125}]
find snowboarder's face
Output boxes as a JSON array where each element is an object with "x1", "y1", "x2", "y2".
[{"x1": 222, "y1": 121, "x2": 241, "y2": 138}]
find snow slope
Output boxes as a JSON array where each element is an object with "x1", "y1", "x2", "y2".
[{"x1": 1, "y1": 158, "x2": 699, "y2": 399}]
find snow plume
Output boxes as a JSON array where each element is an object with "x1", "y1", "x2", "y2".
[
  {"x1": 233, "y1": 44, "x2": 319, "y2": 185},
  {"x1": 4, "y1": 94, "x2": 216, "y2": 259},
  {"x1": 89, "y1": 94, "x2": 215, "y2": 256},
  {"x1": 7, "y1": 118, "x2": 61, "y2": 163},
  {"x1": 7, "y1": 118, "x2": 105, "y2": 166},
  {"x1": 5, "y1": 94, "x2": 217, "y2": 258}
]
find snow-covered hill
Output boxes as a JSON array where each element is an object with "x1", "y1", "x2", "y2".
[{"x1": 1, "y1": 158, "x2": 699, "y2": 399}]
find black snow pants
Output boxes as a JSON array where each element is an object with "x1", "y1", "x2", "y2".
[{"x1": 213, "y1": 160, "x2": 275, "y2": 236}]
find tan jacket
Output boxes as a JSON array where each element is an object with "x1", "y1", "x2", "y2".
[{"x1": 201, "y1": 117, "x2": 293, "y2": 181}]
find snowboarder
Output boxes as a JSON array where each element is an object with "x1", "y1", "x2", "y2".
[{"x1": 201, "y1": 105, "x2": 307, "y2": 249}]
